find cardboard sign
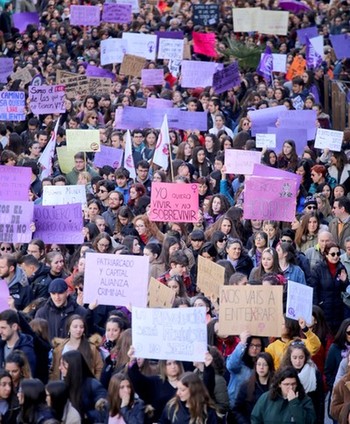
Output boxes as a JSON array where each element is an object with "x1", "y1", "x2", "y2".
[
  {"x1": 120, "y1": 54, "x2": 146, "y2": 77},
  {"x1": 87, "y1": 77, "x2": 112, "y2": 97},
  {"x1": 266, "y1": 127, "x2": 308, "y2": 155},
  {"x1": 315, "y1": 128, "x2": 343, "y2": 152},
  {"x1": 56, "y1": 146, "x2": 76, "y2": 174},
  {"x1": 42, "y1": 185, "x2": 87, "y2": 206},
  {"x1": 149, "y1": 182, "x2": 199, "y2": 223},
  {"x1": 93, "y1": 145, "x2": 123, "y2": 169},
  {"x1": 0, "y1": 201, "x2": 34, "y2": 243},
  {"x1": 286, "y1": 280, "x2": 313, "y2": 324},
  {"x1": 158, "y1": 38, "x2": 184, "y2": 61},
  {"x1": 297, "y1": 26, "x2": 318, "y2": 45},
  {"x1": 197, "y1": 256, "x2": 225, "y2": 299},
  {"x1": 147, "y1": 278, "x2": 175, "y2": 308},
  {"x1": 122, "y1": 33, "x2": 157, "y2": 61},
  {"x1": 141, "y1": 69, "x2": 164, "y2": 86},
  {"x1": 83, "y1": 253, "x2": 149, "y2": 307},
  {"x1": 233, "y1": 8, "x2": 289, "y2": 35},
  {"x1": 56, "y1": 71, "x2": 89, "y2": 99},
  {"x1": 10, "y1": 66, "x2": 33, "y2": 85},
  {"x1": 244, "y1": 176, "x2": 297, "y2": 222},
  {"x1": 193, "y1": 4, "x2": 219, "y2": 26},
  {"x1": 0, "y1": 280, "x2": 10, "y2": 313},
  {"x1": 132, "y1": 307, "x2": 207, "y2": 361},
  {"x1": 33, "y1": 203, "x2": 83, "y2": 244},
  {"x1": 224, "y1": 149, "x2": 261, "y2": 175},
  {"x1": 70, "y1": 5, "x2": 100, "y2": 26},
  {"x1": 0, "y1": 91, "x2": 25, "y2": 121},
  {"x1": 256, "y1": 133, "x2": 276, "y2": 149},
  {"x1": 29, "y1": 85, "x2": 65, "y2": 115},
  {"x1": 0, "y1": 58, "x2": 13, "y2": 83},
  {"x1": 213, "y1": 61, "x2": 241, "y2": 94},
  {"x1": 219, "y1": 285, "x2": 283, "y2": 337},
  {"x1": 0, "y1": 165, "x2": 31, "y2": 201},
  {"x1": 102, "y1": 3, "x2": 132, "y2": 23},
  {"x1": 100, "y1": 38, "x2": 127, "y2": 65},
  {"x1": 66, "y1": 129, "x2": 100, "y2": 153}
]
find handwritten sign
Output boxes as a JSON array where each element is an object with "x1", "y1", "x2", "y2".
[
  {"x1": 132, "y1": 307, "x2": 207, "y2": 361},
  {"x1": 286, "y1": 280, "x2": 313, "y2": 324},
  {"x1": 29, "y1": 85, "x2": 65, "y2": 115},
  {"x1": 100, "y1": 38, "x2": 127, "y2": 65},
  {"x1": 0, "y1": 91, "x2": 25, "y2": 121},
  {"x1": 0, "y1": 166, "x2": 31, "y2": 201},
  {"x1": 93, "y1": 145, "x2": 123, "y2": 169},
  {"x1": 0, "y1": 58, "x2": 13, "y2": 83},
  {"x1": 315, "y1": 128, "x2": 343, "y2": 152},
  {"x1": 88, "y1": 77, "x2": 112, "y2": 97},
  {"x1": 158, "y1": 38, "x2": 184, "y2": 61},
  {"x1": 56, "y1": 71, "x2": 89, "y2": 99},
  {"x1": 149, "y1": 182, "x2": 199, "y2": 223},
  {"x1": 193, "y1": 4, "x2": 219, "y2": 26},
  {"x1": 219, "y1": 285, "x2": 283, "y2": 337},
  {"x1": 256, "y1": 133, "x2": 276, "y2": 149},
  {"x1": 244, "y1": 176, "x2": 297, "y2": 222},
  {"x1": 141, "y1": 69, "x2": 164, "y2": 86},
  {"x1": 122, "y1": 33, "x2": 157, "y2": 61},
  {"x1": 70, "y1": 5, "x2": 100, "y2": 26},
  {"x1": 42, "y1": 185, "x2": 87, "y2": 206},
  {"x1": 102, "y1": 3, "x2": 132, "y2": 23},
  {"x1": 197, "y1": 256, "x2": 225, "y2": 299},
  {"x1": 66, "y1": 129, "x2": 100, "y2": 153},
  {"x1": 213, "y1": 61, "x2": 241, "y2": 94},
  {"x1": 120, "y1": 54, "x2": 146, "y2": 77},
  {"x1": 83, "y1": 253, "x2": 149, "y2": 307},
  {"x1": 181, "y1": 60, "x2": 223, "y2": 88},
  {"x1": 224, "y1": 149, "x2": 261, "y2": 175},
  {"x1": 0, "y1": 201, "x2": 34, "y2": 243},
  {"x1": 10, "y1": 66, "x2": 33, "y2": 85},
  {"x1": 259, "y1": 53, "x2": 287, "y2": 73},
  {"x1": 148, "y1": 278, "x2": 175, "y2": 308}
]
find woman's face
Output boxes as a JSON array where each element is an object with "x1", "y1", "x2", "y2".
[
  {"x1": 256, "y1": 358, "x2": 269, "y2": 378},
  {"x1": 135, "y1": 219, "x2": 146, "y2": 236},
  {"x1": 29, "y1": 142, "x2": 41, "y2": 157},
  {"x1": 322, "y1": 185, "x2": 331, "y2": 198},
  {"x1": 212, "y1": 197, "x2": 221, "y2": 214},
  {"x1": 88, "y1": 203, "x2": 100, "y2": 218},
  {"x1": 198, "y1": 183, "x2": 208, "y2": 196},
  {"x1": 304, "y1": 98, "x2": 314, "y2": 109},
  {"x1": 221, "y1": 219, "x2": 232, "y2": 235},
  {"x1": 0, "y1": 376, "x2": 11, "y2": 400},
  {"x1": 5, "y1": 363, "x2": 21, "y2": 384},
  {"x1": 166, "y1": 361, "x2": 180, "y2": 379},
  {"x1": 176, "y1": 381, "x2": 190, "y2": 402},
  {"x1": 153, "y1": 173, "x2": 162, "y2": 182},
  {"x1": 326, "y1": 246, "x2": 340, "y2": 264},
  {"x1": 261, "y1": 252, "x2": 274, "y2": 271},
  {"x1": 111, "y1": 135, "x2": 121, "y2": 148},
  {"x1": 227, "y1": 242, "x2": 242, "y2": 260},
  {"x1": 133, "y1": 239, "x2": 141, "y2": 254},
  {"x1": 167, "y1": 279, "x2": 180, "y2": 295},
  {"x1": 283, "y1": 142, "x2": 293, "y2": 156},
  {"x1": 205, "y1": 137, "x2": 214, "y2": 151},
  {"x1": 254, "y1": 234, "x2": 266, "y2": 249},
  {"x1": 269, "y1": 153, "x2": 277, "y2": 165},
  {"x1": 346, "y1": 325, "x2": 350, "y2": 344},
  {"x1": 97, "y1": 238, "x2": 110, "y2": 253},
  {"x1": 77, "y1": 257, "x2": 85, "y2": 273},
  {"x1": 197, "y1": 150, "x2": 206, "y2": 163},
  {"x1": 291, "y1": 217, "x2": 300, "y2": 230},
  {"x1": 106, "y1": 322, "x2": 122, "y2": 342},
  {"x1": 69, "y1": 318, "x2": 85, "y2": 339},
  {"x1": 248, "y1": 338, "x2": 262, "y2": 357},
  {"x1": 265, "y1": 225, "x2": 276, "y2": 239},
  {"x1": 50, "y1": 254, "x2": 64, "y2": 274},
  {"x1": 194, "y1": 298, "x2": 209, "y2": 312},
  {"x1": 129, "y1": 188, "x2": 138, "y2": 200},
  {"x1": 215, "y1": 116, "x2": 224, "y2": 128},
  {"x1": 311, "y1": 171, "x2": 323, "y2": 184},
  {"x1": 143, "y1": 248, "x2": 156, "y2": 263},
  {"x1": 290, "y1": 347, "x2": 306, "y2": 370},
  {"x1": 223, "y1": 140, "x2": 232, "y2": 149},
  {"x1": 119, "y1": 216, "x2": 129, "y2": 226},
  {"x1": 279, "y1": 377, "x2": 297, "y2": 398},
  {"x1": 307, "y1": 217, "x2": 318, "y2": 234},
  {"x1": 146, "y1": 133, "x2": 157, "y2": 146},
  {"x1": 296, "y1": 166, "x2": 305, "y2": 177},
  {"x1": 168, "y1": 243, "x2": 180, "y2": 256},
  {"x1": 184, "y1": 143, "x2": 192, "y2": 157},
  {"x1": 119, "y1": 379, "x2": 131, "y2": 399},
  {"x1": 334, "y1": 186, "x2": 345, "y2": 199},
  {"x1": 251, "y1": 219, "x2": 262, "y2": 230}
]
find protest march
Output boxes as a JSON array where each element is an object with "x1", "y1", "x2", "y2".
[{"x1": 0, "y1": 0, "x2": 349, "y2": 422}]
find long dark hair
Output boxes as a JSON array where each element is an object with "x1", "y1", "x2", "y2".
[
  {"x1": 46, "y1": 381, "x2": 70, "y2": 421},
  {"x1": 108, "y1": 373, "x2": 135, "y2": 417},
  {"x1": 17, "y1": 378, "x2": 48, "y2": 424},
  {"x1": 0, "y1": 369, "x2": 19, "y2": 420},
  {"x1": 333, "y1": 318, "x2": 350, "y2": 349},
  {"x1": 269, "y1": 367, "x2": 306, "y2": 401},
  {"x1": 242, "y1": 336, "x2": 265, "y2": 368},
  {"x1": 246, "y1": 352, "x2": 274, "y2": 402},
  {"x1": 65, "y1": 314, "x2": 93, "y2": 372}
]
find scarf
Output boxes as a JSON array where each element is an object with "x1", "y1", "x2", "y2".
[{"x1": 298, "y1": 362, "x2": 317, "y2": 393}]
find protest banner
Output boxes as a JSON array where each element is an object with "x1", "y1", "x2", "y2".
[
  {"x1": 315, "y1": 128, "x2": 343, "y2": 152},
  {"x1": 70, "y1": 5, "x2": 100, "y2": 26},
  {"x1": 122, "y1": 33, "x2": 157, "y2": 61},
  {"x1": 66, "y1": 129, "x2": 100, "y2": 152},
  {"x1": 248, "y1": 105, "x2": 287, "y2": 135},
  {"x1": 233, "y1": 8, "x2": 288, "y2": 35},
  {"x1": 219, "y1": 285, "x2": 283, "y2": 337},
  {"x1": 278, "y1": 109, "x2": 317, "y2": 140},
  {"x1": 147, "y1": 97, "x2": 173, "y2": 109},
  {"x1": 0, "y1": 58, "x2": 13, "y2": 83},
  {"x1": 149, "y1": 182, "x2": 199, "y2": 223},
  {"x1": 86, "y1": 65, "x2": 116, "y2": 81},
  {"x1": 56, "y1": 146, "x2": 76, "y2": 174},
  {"x1": 330, "y1": 34, "x2": 350, "y2": 60},
  {"x1": 157, "y1": 37, "x2": 184, "y2": 61},
  {"x1": 100, "y1": 38, "x2": 127, "y2": 65},
  {"x1": 12, "y1": 12, "x2": 39, "y2": 33},
  {"x1": 0, "y1": 165, "x2": 31, "y2": 201},
  {"x1": 141, "y1": 69, "x2": 164, "y2": 86},
  {"x1": 87, "y1": 77, "x2": 112, "y2": 97},
  {"x1": 120, "y1": 54, "x2": 146, "y2": 77},
  {"x1": 297, "y1": 26, "x2": 318, "y2": 45},
  {"x1": 102, "y1": 3, "x2": 132, "y2": 23},
  {"x1": 224, "y1": 150, "x2": 261, "y2": 175},
  {"x1": 148, "y1": 278, "x2": 175, "y2": 308},
  {"x1": 0, "y1": 280, "x2": 10, "y2": 313},
  {"x1": 0, "y1": 91, "x2": 25, "y2": 121},
  {"x1": 266, "y1": 127, "x2": 308, "y2": 155},
  {"x1": 83, "y1": 253, "x2": 149, "y2": 307},
  {"x1": 10, "y1": 66, "x2": 33, "y2": 85},
  {"x1": 192, "y1": 32, "x2": 217, "y2": 58},
  {"x1": 256, "y1": 133, "x2": 276, "y2": 149},
  {"x1": 244, "y1": 176, "x2": 297, "y2": 222},
  {"x1": 253, "y1": 163, "x2": 301, "y2": 187},
  {"x1": 33, "y1": 203, "x2": 84, "y2": 244},
  {"x1": 181, "y1": 61, "x2": 223, "y2": 88},
  {"x1": 56, "y1": 71, "x2": 89, "y2": 99},
  {"x1": 29, "y1": 85, "x2": 65, "y2": 115},
  {"x1": 93, "y1": 145, "x2": 123, "y2": 169},
  {"x1": 42, "y1": 185, "x2": 87, "y2": 207},
  {"x1": 213, "y1": 61, "x2": 241, "y2": 94},
  {"x1": 193, "y1": 4, "x2": 219, "y2": 26},
  {"x1": 197, "y1": 256, "x2": 225, "y2": 300},
  {"x1": 0, "y1": 201, "x2": 34, "y2": 243},
  {"x1": 132, "y1": 307, "x2": 207, "y2": 361},
  {"x1": 286, "y1": 280, "x2": 313, "y2": 324}
]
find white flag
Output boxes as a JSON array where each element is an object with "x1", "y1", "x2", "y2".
[
  {"x1": 153, "y1": 114, "x2": 169, "y2": 170},
  {"x1": 38, "y1": 118, "x2": 59, "y2": 180},
  {"x1": 124, "y1": 130, "x2": 136, "y2": 179}
]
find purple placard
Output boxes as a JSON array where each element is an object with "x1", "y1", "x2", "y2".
[
  {"x1": 141, "y1": 69, "x2": 164, "y2": 86},
  {"x1": 225, "y1": 150, "x2": 261, "y2": 175},
  {"x1": 0, "y1": 280, "x2": 10, "y2": 313},
  {"x1": 253, "y1": 163, "x2": 301, "y2": 188},
  {"x1": 86, "y1": 65, "x2": 116, "y2": 81},
  {"x1": 0, "y1": 91, "x2": 26, "y2": 121},
  {"x1": 267, "y1": 127, "x2": 308, "y2": 155},
  {"x1": 181, "y1": 60, "x2": 223, "y2": 88},
  {"x1": 147, "y1": 97, "x2": 173, "y2": 109},
  {"x1": 0, "y1": 165, "x2": 31, "y2": 201},
  {"x1": 29, "y1": 85, "x2": 66, "y2": 115},
  {"x1": 248, "y1": 105, "x2": 287, "y2": 136},
  {"x1": 0, "y1": 201, "x2": 34, "y2": 243},
  {"x1": 12, "y1": 12, "x2": 39, "y2": 33},
  {"x1": 70, "y1": 5, "x2": 100, "y2": 26},
  {"x1": 213, "y1": 61, "x2": 241, "y2": 94},
  {"x1": 0, "y1": 58, "x2": 13, "y2": 83},
  {"x1": 330, "y1": 34, "x2": 350, "y2": 60},
  {"x1": 102, "y1": 3, "x2": 132, "y2": 23},
  {"x1": 279, "y1": 0, "x2": 310, "y2": 13},
  {"x1": 278, "y1": 109, "x2": 317, "y2": 140},
  {"x1": 33, "y1": 203, "x2": 83, "y2": 244},
  {"x1": 94, "y1": 145, "x2": 123, "y2": 169},
  {"x1": 297, "y1": 27, "x2": 318, "y2": 45}
]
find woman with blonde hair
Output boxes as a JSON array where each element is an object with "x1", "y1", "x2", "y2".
[{"x1": 294, "y1": 212, "x2": 321, "y2": 252}]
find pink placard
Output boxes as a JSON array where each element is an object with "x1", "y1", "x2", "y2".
[
  {"x1": 149, "y1": 182, "x2": 199, "y2": 223},
  {"x1": 225, "y1": 150, "x2": 261, "y2": 175},
  {"x1": 244, "y1": 176, "x2": 297, "y2": 222},
  {"x1": 192, "y1": 32, "x2": 217, "y2": 58}
]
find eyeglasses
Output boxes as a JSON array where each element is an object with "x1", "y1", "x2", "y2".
[
  {"x1": 329, "y1": 251, "x2": 341, "y2": 257},
  {"x1": 90, "y1": 116, "x2": 98, "y2": 120},
  {"x1": 306, "y1": 205, "x2": 317, "y2": 210},
  {"x1": 255, "y1": 237, "x2": 264, "y2": 241},
  {"x1": 281, "y1": 239, "x2": 293, "y2": 243},
  {"x1": 218, "y1": 238, "x2": 227, "y2": 243},
  {"x1": 0, "y1": 247, "x2": 12, "y2": 251}
]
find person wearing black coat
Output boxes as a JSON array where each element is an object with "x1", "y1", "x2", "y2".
[{"x1": 225, "y1": 238, "x2": 254, "y2": 277}]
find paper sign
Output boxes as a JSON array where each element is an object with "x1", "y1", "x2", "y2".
[
  {"x1": 56, "y1": 146, "x2": 76, "y2": 174},
  {"x1": 141, "y1": 69, "x2": 164, "y2": 86},
  {"x1": 120, "y1": 54, "x2": 146, "y2": 77},
  {"x1": 93, "y1": 145, "x2": 123, "y2": 169},
  {"x1": 122, "y1": 33, "x2": 157, "y2": 61},
  {"x1": 29, "y1": 85, "x2": 65, "y2": 115},
  {"x1": 114, "y1": 0, "x2": 139, "y2": 13},
  {"x1": 158, "y1": 38, "x2": 184, "y2": 61},
  {"x1": 197, "y1": 256, "x2": 225, "y2": 299},
  {"x1": 147, "y1": 97, "x2": 173, "y2": 109},
  {"x1": 248, "y1": 105, "x2": 287, "y2": 136},
  {"x1": 100, "y1": 38, "x2": 127, "y2": 65},
  {"x1": 219, "y1": 285, "x2": 283, "y2": 337},
  {"x1": 193, "y1": 32, "x2": 217, "y2": 58},
  {"x1": 132, "y1": 306, "x2": 207, "y2": 361},
  {"x1": 0, "y1": 91, "x2": 25, "y2": 121},
  {"x1": 149, "y1": 182, "x2": 199, "y2": 223},
  {"x1": 0, "y1": 58, "x2": 13, "y2": 83},
  {"x1": 83, "y1": 253, "x2": 149, "y2": 307},
  {"x1": 86, "y1": 65, "x2": 116, "y2": 81},
  {"x1": 213, "y1": 61, "x2": 241, "y2": 94},
  {"x1": 260, "y1": 54, "x2": 287, "y2": 73},
  {"x1": 10, "y1": 67, "x2": 33, "y2": 85},
  {"x1": 181, "y1": 60, "x2": 223, "y2": 88},
  {"x1": 193, "y1": 4, "x2": 219, "y2": 26},
  {"x1": 102, "y1": 3, "x2": 132, "y2": 23},
  {"x1": 286, "y1": 280, "x2": 313, "y2": 324},
  {"x1": 278, "y1": 109, "x2": 317, "y2": 141},
  {"x1": 224, "y1": 149, "x2": 261, "y2": 175},
  {"x1": 233, "y1": 8, "x2": 289, "y2": 35},
  {"x1": 0, "y1": 201, "x2": 34, "y2": 243},
  {"x1": 70, "y1": 5, "x2": 100, "y2": 26},
  {"x1": 42, "y1": 185, "x2": 87, "y2": 206},
  {"x1": 315, "y1": 128, "x2": 343, "y2": 152},
  {"x1": 12, "y1": 12, "x2": 39, "y2": 33},
  {"x1": 330, "y1": 34, "x2": 350, "y2": 60},
  {"x1": 297, "y1": 26, "x2": 318, "y2": 45},
  {"x1": 0, "y1": 280, "x2": 10, "y2": 313},
  {"x1": 33, "y1": 203, "x2": 84, "y2": 244},
  {"x1": 244, "y1": 176, "x2": 297, "y2": 222},
  {"x1": 266, "y1": 127, "x2": 308, "y2": 155},
  {"x1": 147, "y1": 278, "x2": 175, "y2": 308},
  {"x1": 66, "y1": 129, "x2": 101, "y2": 153},
  {"x1": 253, "y1": 163, "x2": 301, "y2": 188},
  {"x1": 256, "y1": 133, "x2": 276, "y2": 149},
  {"x1": 0, "y1": 165, "x2": 31, "y2": 201}
]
